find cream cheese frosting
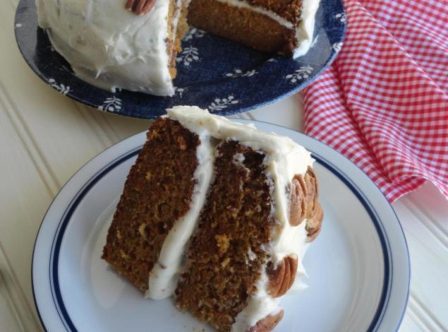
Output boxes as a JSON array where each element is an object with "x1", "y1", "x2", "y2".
[
  {"x1": 166, "y1": 106, "x2": 314, "y2": 330},
  {"x1": 233, "y1": 222, "x2": 309, "y2": 331},
  {"x1": 294, "y1": 0, "x2": 321, "y2": 57},
  {"x1": 36, "y1": 0, "x2": 182, "y2": 96}
]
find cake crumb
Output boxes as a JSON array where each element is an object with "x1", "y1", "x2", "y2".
[
  {"x1": 149, "y1": 130, "x2": 159, "y2": 140},
  {"x1": 215, "y1": 234, "x2": 230, "y2": 254},
  {"x1": 138, "y1": 223, "x2": 147, "y2": 240},
  {"x1": 177, "y1": 136, "x2": 187, "y2": 150},
  {"x1": 221, "y1": 257, "x2": 230, "y2": 268},
  {"x1": 247, "y1": 248, "x2": 257, "y2": 261},
  {"x1": 119, "y1": 250, "x2": 129, "y2": 260}
]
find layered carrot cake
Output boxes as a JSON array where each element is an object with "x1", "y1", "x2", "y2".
[
  {"x1": 36, "y1": 0, "x2": 320, "y2": 96},
  {"x1": 102, "y1": 106, "x2": 323, "y2": 331}
]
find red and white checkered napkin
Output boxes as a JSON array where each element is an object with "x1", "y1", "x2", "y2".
[{"x1": 303, "y1": 0, "x2": 448, "y2": 202}]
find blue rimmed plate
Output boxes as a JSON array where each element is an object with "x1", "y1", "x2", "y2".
[
  {"x1": 15, "y1": 0, "x2": 346, "y2": 119},
  {"x1": 32, "y1": 121, "x2": 409, "y2": 331}
]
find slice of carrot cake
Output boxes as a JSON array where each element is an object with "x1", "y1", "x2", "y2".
[{"x1": 102, "y1": 106, "x2": 323, "y2": 331}]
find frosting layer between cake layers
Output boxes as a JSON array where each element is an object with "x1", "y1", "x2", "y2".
[
  {"x1": 146, "y1": 126, "x2": 215, "y2": 299},
  {"x1": 36, "y1": 0, "x2": 184, "y2": 96},
  {"x1": 214, "y1": 0, "x2": 320, "y2": 57}
]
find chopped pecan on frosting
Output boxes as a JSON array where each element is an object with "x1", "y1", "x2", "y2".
[
  {"x1": 289, "y1": 168, "x2": 319, "y2": 227},
  {"x1": 125, "y1": 0, "x2": 155, "y2": 15},
  {"x1": 306, "y1": 202, "x2": 323, "y2": 242}
]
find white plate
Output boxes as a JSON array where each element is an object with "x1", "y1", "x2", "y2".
[{"x1": 32, "y1": 121, "x2": 410, "y2": 332}]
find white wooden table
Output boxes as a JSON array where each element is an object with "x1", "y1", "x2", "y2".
[{"x1": 1, "y1": 2, "x2": 448, "y2": 331}]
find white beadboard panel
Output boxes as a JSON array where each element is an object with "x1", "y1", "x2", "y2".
[
  {"x1": 1, "y1": 18, "x2": 129, "y2": 187},
  {"x1": 394, "y1": 198, "x2": 448, "y2": 330},
  {"x1": 0, "y1": 18, "x2": 94, "y2": 159},
  {"x1": 0, "y1": 84, "x2": 107, "y2": 185},
  {"x1": 71, "y1": 103, "x2": 118, "y2": 148},
  {"x1": 0, "y1": 99, "x2": 52, "y2": 326},
  {"x1": 84, "y1": 105, "x2": 150, "y2": 142},
  {"x1": 407, "y1": 183, "x2": 448, "y2": 235},
  {"x1": 0, "y1": 245, "x2": 40, "y2": 332},
  {"x1": 403, "y1": 198, "x2": 447, "y2": 251},
  {"x1": 0, "y1": 288, "x2": 22, "y2": 332},
  {"x1": 0, "y1": 82, "x2": 59, "y2": 195},
  {"x1": 400, "y1": 305, "x2": 429, "y2": 332},
  {"x1": 7, "y1": 0, "x2": 17, "y2": 10},
  {"x1": 245, "y1": 94, "x2": 304, "y2": 131},
  {"x1": 407, "y1": 294, "x2": 446, "y2": 332},
  {"x1": 401, "y1": 305, "x2": 431, "y2": 332}
]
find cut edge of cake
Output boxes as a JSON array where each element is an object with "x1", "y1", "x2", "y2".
[
  {"x1": 102, "y1": 116, "x2": 204, "y2": 292},
  {"x1": 188, "y1": 0, "x2": 320, "y2": 57},
  {"x1": 145, "y1": 114, "x2": 215, "y2": 299}
]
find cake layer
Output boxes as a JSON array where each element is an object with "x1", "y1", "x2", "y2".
[
  {"x1": 102, "y1": 118, "x2": 200, "y2": 292},
  {"x1": 188, "y1": 0, "x2": 297, "y2": 54},
  {"x1": 175, "y1": 141, "x2": 274, "y2": 331},
  {"x1": 188, "y1": 0, "x2": 320, "y2": 56},
  {"x1": 244, "y1": 0, "x2": 303, "y2": 24}
]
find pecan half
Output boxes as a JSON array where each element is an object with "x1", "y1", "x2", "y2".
[
  {"x1": 248, "y1": 310, "x2": 284, "y2": 332},
  {"x1": 125, "y1": 0, "x2": 155, "y2": 15},
  {"x1": 266, "y1": 255, "x2": 298, "y2": 298},
  {"x1": 306, "y1": 202, "x2": 323, "y2": 242},
  {"x1": 289, "y1": 168, "x2": 318, "y2": 226},
  {"x1": 289, "y1": 175, "x2": 306, "y2": 226}
]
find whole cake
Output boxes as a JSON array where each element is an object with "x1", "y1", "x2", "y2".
[
  {"x1": 36, "y1": 0, "x2": 190, "y2": 96},
  {"x1": 102, "y1": 106, "x2": 323, "y2": 331},
  {"x1": 36, "y1": 0, "x2": 321, "y2": 96}
]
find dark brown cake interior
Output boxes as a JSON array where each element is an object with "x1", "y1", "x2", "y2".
[
  {"x1": 245, "y1": 0, "x2": 303, "y2": 24},
  {"x1": 102, "y1": 118, "x2": 199, "y2": 292},
  {"x1": 175, "y1": 141, "x2": 275, "y2": 331},
  {"x1": 168, "y1": 0, "x2": 190, "y2": 78},
  {"x1": 187, "y1": 0, "x2": 301, "y2": 55}
]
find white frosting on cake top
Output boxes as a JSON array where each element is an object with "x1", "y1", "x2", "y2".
[
  {"x1": 36, "y1": 0, "x2": 180, "y2": 96},
  {"x1": 167, "y1": 106, "x2": 313, "y2": 180}
]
